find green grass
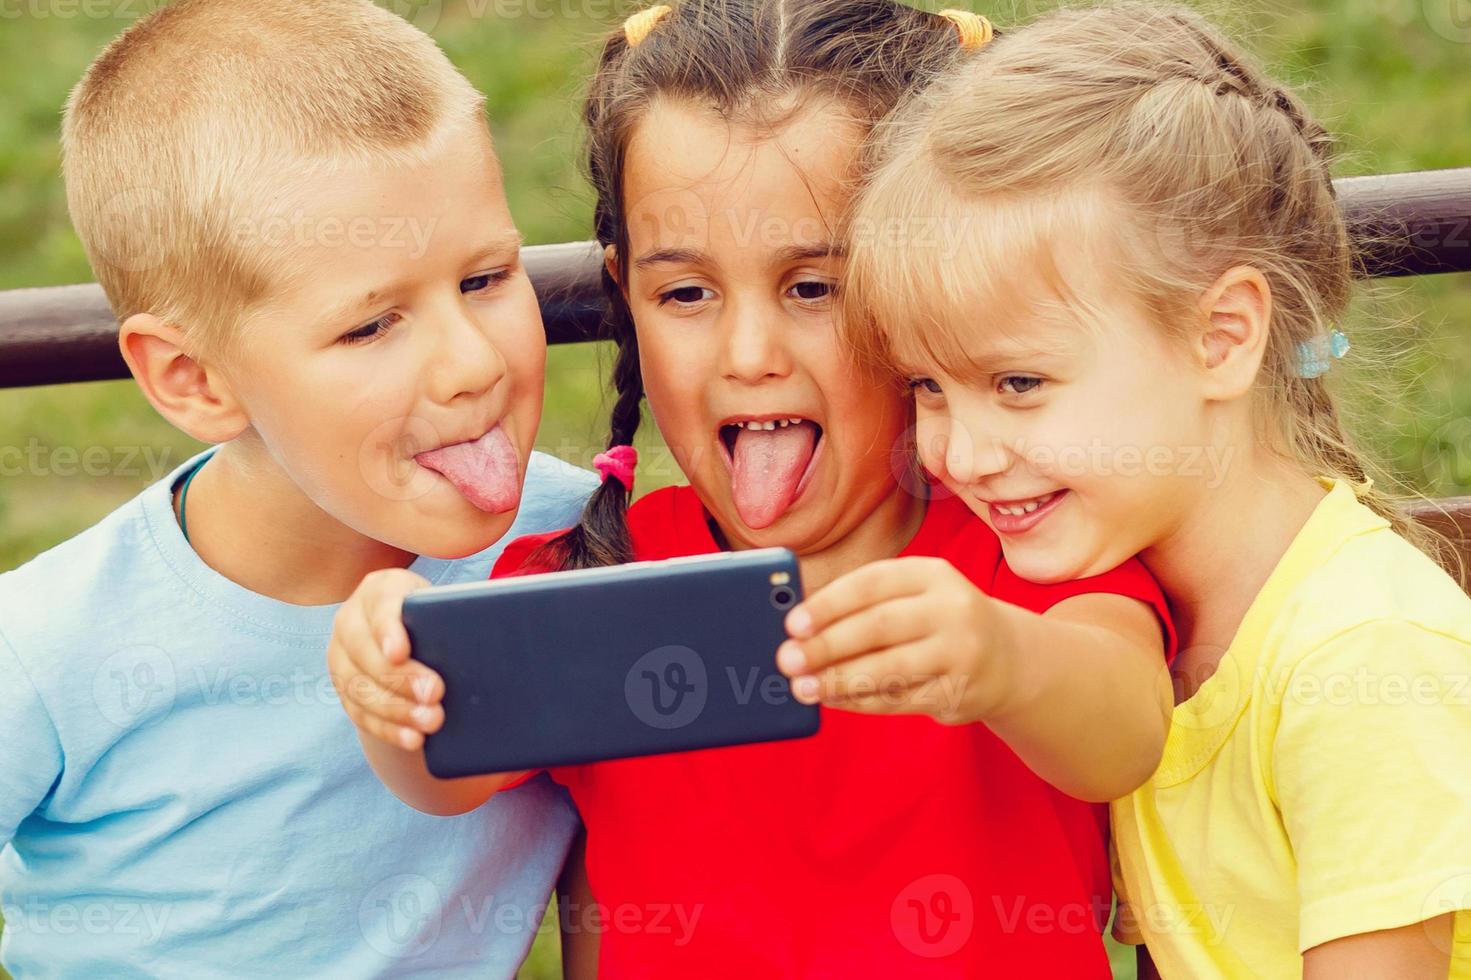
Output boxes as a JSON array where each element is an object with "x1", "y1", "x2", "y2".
[{"x1": 0, "y1": 2, "x2": 1467, "y2": 977}]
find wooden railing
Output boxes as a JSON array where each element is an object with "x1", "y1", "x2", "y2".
[
  {"x1": 2, "y1": 168, "x2": 1469, "y2": 584},
  {"x1": 0, "y1": 241, "x2": 606, "y2": 389},
  {"x1": 2, "y1": 169, "x2": 1468, "y2": 389}
]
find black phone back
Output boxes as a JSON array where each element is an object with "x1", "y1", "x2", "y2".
[{"x1": 402, "y1": 547, "x2": 819, "y2": 778}]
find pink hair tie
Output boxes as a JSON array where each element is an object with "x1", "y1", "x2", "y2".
[{"x1": 593, "y1": 445, "x2": 638, "y2": 491}]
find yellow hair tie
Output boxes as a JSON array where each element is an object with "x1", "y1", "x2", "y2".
[
  {"x1": 938, "y1": 9, "x2": 994, "y2": 51},
  {"x1": 624, "y1": 4, "x2": 672, "y2": 48}
]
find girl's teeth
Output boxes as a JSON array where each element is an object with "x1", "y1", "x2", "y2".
[
  {"x1": 737, "y1": 418, "x2": 805, "y2": 431},
  {"x1": 996, "y1": 492, "x2": 1056, "y2": 516}
]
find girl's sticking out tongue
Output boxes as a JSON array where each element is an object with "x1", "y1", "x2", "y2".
[
  {"x1": 729, "y1": 421, "x2": 819, "y2": 530},
  {"x1": 415, "y1": 425, "x2": 521, "y2": 514}
]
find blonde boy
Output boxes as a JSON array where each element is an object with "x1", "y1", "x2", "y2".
[{"x1": 0, "y1": 1, "x2": 593, "y2": 974}]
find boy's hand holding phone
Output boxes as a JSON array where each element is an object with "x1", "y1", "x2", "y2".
[
  {"x1": 326, "y1": 549, "x2": 817, "y2": 783},
  {"x1": 328, "y1": 568, "x2": 444, "y2": 751}
]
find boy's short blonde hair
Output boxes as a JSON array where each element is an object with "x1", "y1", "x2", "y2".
[{"x1": 62, "y1": 0, "x2": 487, "y2": 353}]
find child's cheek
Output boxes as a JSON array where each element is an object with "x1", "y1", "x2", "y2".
[{"x1": 914, "y1": 412, "x2": 950, "y2": 480}]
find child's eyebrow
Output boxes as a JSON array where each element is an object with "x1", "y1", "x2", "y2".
[
  {"x1": 774, "y1": 242, "x2": 845, "y2": 264},
  {"x1": 321, "y1": 232, "x2": 525, "y2": 327},
  {"x1": 632, "y1": 247, "x2": 707, "y2": 271},
  {"x1": 977, "y1": 338, "x2": 1073, "y2": 361},
  {"x1": 463, "y1": 231, "x2": 526, "y2": 267},
  {"x1": 889, "y1": 335, "x2": 1075, "y2": 383}
]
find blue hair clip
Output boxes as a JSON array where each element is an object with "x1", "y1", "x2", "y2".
[{"x1": 1295, "y1": 328, "x2": 1351, "y2": 379}]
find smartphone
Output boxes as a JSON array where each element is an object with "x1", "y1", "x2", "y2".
[{"x1": 402, "y1": 547, "x2": 820, "y2": 778}]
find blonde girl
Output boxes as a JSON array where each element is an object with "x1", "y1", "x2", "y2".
[{"x1": 829, "y1": 3, "x2": 1471, "y2": 977}]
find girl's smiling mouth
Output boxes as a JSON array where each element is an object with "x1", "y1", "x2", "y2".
[
  {"x1": 717, "y1": 415, "x2": 825, "y2": 530},
  {"x1": 983, "y1": 489, "x2": 1068, "y2": 536}
]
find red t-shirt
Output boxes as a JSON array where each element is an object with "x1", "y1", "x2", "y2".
[{"x1": 494, "y1": 486, "x2": 1175, "y2": 978}]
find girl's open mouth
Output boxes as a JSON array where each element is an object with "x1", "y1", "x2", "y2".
[{"x1": 717, "y1": 416, "x2": 825, "y2": 530}]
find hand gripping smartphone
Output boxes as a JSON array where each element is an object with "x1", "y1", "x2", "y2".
[{"x1": 401, "y1": 548, "x2": 820, "y2": 778}]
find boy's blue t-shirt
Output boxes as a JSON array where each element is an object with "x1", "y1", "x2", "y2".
[{"x1": 0, "y1": 448, "x2": 597, "y2": 978}]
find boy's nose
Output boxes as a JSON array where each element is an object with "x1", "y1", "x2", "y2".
[
  {"x1": 429, "y1": 304, "x2": 507, "y2": 404},
  {"x1": 719, "y1": 302, "x2": 793, "y2": 384}
]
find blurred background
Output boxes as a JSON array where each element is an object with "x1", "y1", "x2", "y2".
[{"x1": 0, "y1": 0, "x2": 1467, "y2": 977}]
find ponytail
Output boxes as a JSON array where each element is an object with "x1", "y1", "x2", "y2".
[{"x1": 531, "y1": 206, "x2": 646, "y2": 571}]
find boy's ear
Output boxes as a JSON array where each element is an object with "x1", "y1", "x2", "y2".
[
  {"x1": 119, "y1": 313, "x2": 249, "y2": 444},
  {"x1": 1193, "y1": 265, "x2": 1272, "y2": 401}
]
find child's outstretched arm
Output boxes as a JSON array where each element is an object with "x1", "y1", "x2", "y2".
[
  {"x1": 327, "y1": 568, "x2": 526, "y2": 815},
  {"x1": 777, "y1": 557, "x2": 1173, "y2": 802}
]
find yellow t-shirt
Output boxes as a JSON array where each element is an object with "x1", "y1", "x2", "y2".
[{"x1": 1112, "y1": 479, "x2": 1471, "y2": 978}]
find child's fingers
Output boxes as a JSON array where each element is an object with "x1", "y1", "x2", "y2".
[
  {"x1": 827, "y1": 677, "x2": 954, "y2": 718},
  {"x1": 336, "y1": 647, "x2": 443, "y2": 709},
  {"x1": 777, "y1": 595, "x2": 930, "y2": 677},
  {"x1": 329, "y1": 604, "x2": 444, "y2": 708},
  {"x1": 785, "y1": 558, "x2": 941, "y2": 640},
  {"x1": 344, "y1": 697, "x2": 427, "y2": 752},
  {"x1": 789, "y1": 641, "x2": 940, "y2": 710},
  {"x1": 334, "y1": 596, "x2": 440, "y2": 702},
  {"x1": 362, "y1": 569, "x2": 429, "y2": 665},
  {"x1": 339, "y1": 670, "x2": 444, "y2": 733},
  {"x1": 332, "y1": 600, "x2": 388, "y2": 674}
]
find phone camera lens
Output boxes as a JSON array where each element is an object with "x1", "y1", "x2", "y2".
[{"x1": 771, "y1": 587, "x2": 796, "y2": 610}]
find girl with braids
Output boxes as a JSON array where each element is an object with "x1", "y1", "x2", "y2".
[
  {"x1": 828, "y1": 3, "x2": 1471, "y2": 977},
  {"x1": 332, "y1": 2, "x2": 1180, "y2": 974}
]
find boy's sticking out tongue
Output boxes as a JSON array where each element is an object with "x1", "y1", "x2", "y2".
[
  {"x1": 729, "y1": 420, "x2": 819, "y2": 530},
  {"x1": 415, "y1": 425, "x2": 521, "y2": 514}
]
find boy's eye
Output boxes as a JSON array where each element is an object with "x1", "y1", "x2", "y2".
[
  {"x1": 789, "y1": 280, "x2": 834, "y2": 302},
  {"x1": 339, "y1": 311, "x2": 401, "y2": 345},
  {"x1": 462, "y1": 269, "x2": 512, "y2": 294},
  {"x1": 658, "y1": 285, "x2": 714, "y2": 307},
  {"x1": 908, "y1": 377, "x2": 944, "y2": 396},
  {"x1": 999, "y1": 376, "x2": 1044, "y2": 396}
]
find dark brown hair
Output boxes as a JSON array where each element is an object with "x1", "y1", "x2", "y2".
[{"x1": 534, "y1": 0, "x2": 977, "y2": 571}]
